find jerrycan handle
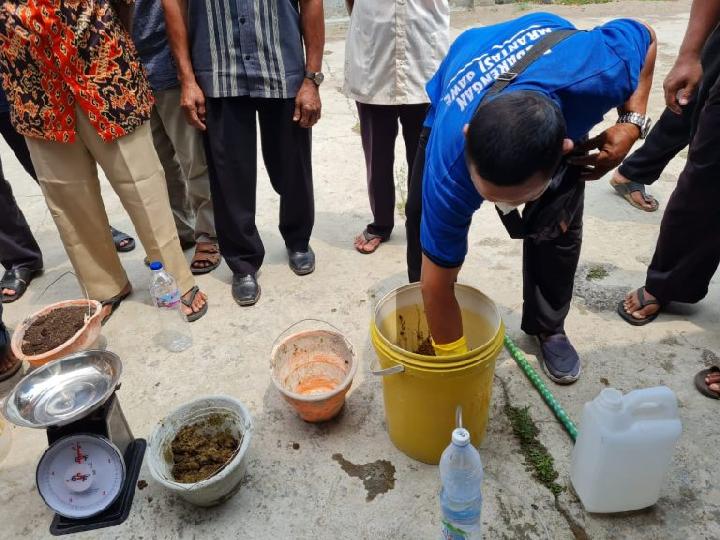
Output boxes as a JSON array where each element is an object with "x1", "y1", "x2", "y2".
[{"x1": 624, "y1": 386, "x2": 679, "y2": 420}]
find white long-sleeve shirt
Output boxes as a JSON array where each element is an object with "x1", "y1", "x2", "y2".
[{"x1": 343, "y1": 0, "x2": 450, "y2": 105}]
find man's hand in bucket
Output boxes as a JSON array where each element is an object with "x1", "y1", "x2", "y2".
[{"x1": 567, "y1": 123, "x2": 640, "y2": 181}]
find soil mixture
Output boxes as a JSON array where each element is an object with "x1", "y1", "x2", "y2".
[
  {"x1": 170, "y1": 422, "x2": 240, "y2": 484},
  {"x1": 22, "y1": 306, "x2": 89, "y2": 356},
  {"x1": 415, "y1": 337, "x2": 436, "y2": 356}
]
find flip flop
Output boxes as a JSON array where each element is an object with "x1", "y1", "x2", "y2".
[
  {"x1": 182, "y1": 286, "x2": 208, "y2": 323},
  {"x1": 0, "y1": 351, "x2": 22, "y2": 382},
  {"x1": 110, "y1": 227, "x2": 136, "y2": 253},
  {"x1": 617, "y1": 287, "x2": 662, "y2": 326},
  {"x1": 1, "y1": 267, "x2": 42, "y2": 303},
  {"x1": 610, "y1": 179, "x2": 659, "y2": 212},
  {"x1": 191, "y1": 241, "x2": 222, "y2": 275},
  {"x1": 694, "y1": 366, "x2": 720, "y2": 400},
  {"x1": 355, "y1": 229, "x2": 386, "y2": 255},
  {"x1": 100, "y1": 285, "x2": 132, "y2": 325}
]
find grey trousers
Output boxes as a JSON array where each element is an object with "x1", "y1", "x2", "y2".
[{"x1": 151, "y1": 88, "x2": 216, "y2": 244}]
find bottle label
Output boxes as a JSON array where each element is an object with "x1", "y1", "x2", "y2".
[
  {"x1": 441, "y1": 520, "x2": 471, "y2": 540},
  {"x1": 156, "y1": 291, "x2": 181, "y2": 309}
]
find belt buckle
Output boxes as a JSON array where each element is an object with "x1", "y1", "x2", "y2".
[{"x1": 497, "y1": 71, "x2": 518, "y2": 82}]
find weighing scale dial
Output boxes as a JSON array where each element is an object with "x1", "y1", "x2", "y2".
[{"x1": 36, "y1": 434, "x2": 126, "y2": 519}]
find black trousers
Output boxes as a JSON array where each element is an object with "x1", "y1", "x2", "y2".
[
  {"x1": 618, "y1": 28, "x2": 720, "y2": 186},
  {"x1": 0, "y1": 112, "x2": 42, "y2": 272},
  {"x1": 203, "y1": 97, "x2": 314, "y2": 276},
  {"x1": 406, "y1": 128, "x2": 584, "y2": 336},
  {"x1": 0, "y1": 111, "x2": 36, "y2": 179},
  {"x1": 356, "y1": 102, "x2": 427, "y2": 239},
  {"x1": 645, "y1": 69, "x2": 720, "y2": 304},
  {"x1": 618, "y1": 104, "x2": 694, "y2": 185}
]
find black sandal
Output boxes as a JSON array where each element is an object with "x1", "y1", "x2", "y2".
[
  {"x1": 617, "y1": 287, "x2": 662, "y2": 326},
  {"x1": 1, "y1": 267, "x2": 42, "y2": 303},
  {"x1": 610, "y1": 178, "x2": 659, "y2": 212},
  {"x1": 101, "y1": 285, "x2": 132, "y2": 325},
  {"x1": 0, "y1": 347, "x2": 22, "y2": 382},
  {"x1": 694, "y1": 366, "x2": 720, "y2": 400},
  {"x1": 355, "y1": 229, "x2": 387, "y2": 255},
  {"x1": 182, "y1": 286, "x2": 208, "y2": 323},
  {"x1": 110, "y1": 227, "x2": 136, "y2": 253}
]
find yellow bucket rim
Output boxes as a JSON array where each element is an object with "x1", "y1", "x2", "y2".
[
  {"x1": 370, "y1": 320, "x2": 505, "y2": 372},
  {"x1": 371, "y1": 283, "x2": 505, "y2": 371}
]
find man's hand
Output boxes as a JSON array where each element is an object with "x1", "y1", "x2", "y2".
[
  {"x1": 293, "y1": 79, "x2": 321, "y2": 128},
  {"x1": 664, "y1": 55, "x2": 703, "y2": 114},
  {"x1": 180, "y1": 80, "x2": 207, "y2": 131},
  {"x1": 567, "y1": 123, "x2": 640, "y2": 180}
]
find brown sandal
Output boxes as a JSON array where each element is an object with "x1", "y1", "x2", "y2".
[{"x1": 191, "y1": 241, "x2": 221, "y2": 275}]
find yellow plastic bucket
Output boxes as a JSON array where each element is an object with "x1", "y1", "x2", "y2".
[{"x1": 370, "y1": 283, "x2": 504, "y2": 464}]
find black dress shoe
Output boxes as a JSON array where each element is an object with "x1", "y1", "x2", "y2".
[
  {"x1": 232, "y1": 274, "x2": 260, "y2": 306},
  {"x1": 287, "y1": 246, "x2": 315, "y2": 276}
]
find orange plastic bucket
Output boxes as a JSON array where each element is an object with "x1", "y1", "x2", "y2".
[
  {"x1": 270, "y1": 321, "x2": 357, "y2": 423},
  {"x1": 11, "y1": 299, "x2": 103, "y2": 368}
]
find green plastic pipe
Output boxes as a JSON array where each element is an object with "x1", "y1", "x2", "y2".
[{"x1": 503, "y1": 335, "x2": 578, "y2": 442}]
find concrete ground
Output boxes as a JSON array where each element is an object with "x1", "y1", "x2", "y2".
[{"x1": 1, "y1": 1, "x2": 717, "y2": 538}]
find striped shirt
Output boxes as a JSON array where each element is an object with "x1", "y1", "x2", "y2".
[{"x1": 188, "y1": 0, "x2": 305, "y2": 99}]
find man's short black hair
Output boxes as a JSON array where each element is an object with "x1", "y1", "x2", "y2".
[{"x1": 465, "y1": 91, "x2": 566, "y2": 187}]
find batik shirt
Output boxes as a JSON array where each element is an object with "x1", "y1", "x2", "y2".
[{"x1": 0, "y1": 0, "x2": 153, "y2": 143}]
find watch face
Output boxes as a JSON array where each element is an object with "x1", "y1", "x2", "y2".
[{"x1": 314, "y1": 72, "x2": 324, "y2": 85}]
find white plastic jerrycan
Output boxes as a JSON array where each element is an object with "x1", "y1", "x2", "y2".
[{"x1": 570, "y1": 386, "x2": 682, "y2": 513}]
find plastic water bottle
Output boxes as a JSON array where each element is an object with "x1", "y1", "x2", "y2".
[
  {"x1": 149, "y1": 262, "x2": 192, "y2": 352},
  {"x1": 439, "y1": 427, "x2": 483, "y2": 539}
]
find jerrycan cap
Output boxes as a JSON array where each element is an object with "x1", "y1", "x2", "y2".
[
  {"x1": 597, "y1": 388, "x2": 623, "y2": 411},
  {"x1": 452, "y1": 428, "x2": 471, "y2": 446}
]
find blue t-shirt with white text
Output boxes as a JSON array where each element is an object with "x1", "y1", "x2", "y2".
[{"x1": 421, "y1": 13, "x2": 651, "y2": 268}]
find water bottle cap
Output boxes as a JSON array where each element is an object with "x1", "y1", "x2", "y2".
[
  {"x1": 149, "y1": 261, "x2": 163, "y2": 271},
  {"x1": 452, "y1": 428, "x2": 470, "y2": 446}
]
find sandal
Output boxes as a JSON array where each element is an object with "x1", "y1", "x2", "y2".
[
  {"x1": 100, "y1": 284, "x2": 132, "y2": 325},
  {"x1": 0, "y1": 342, "x2": 22, "y2": 382},
  {"x1": 355, "y1": 229, "x2": 386, "y2": 255},
  {"x1": 1, "y1": 267, "x2": 42, "y2": 303},
  {"x1": 610, "y1": 178, "x2": 659, "y2": 212},
  {"x1": 111, "y1": 227, "x2": 136, "y2": 253},
  {"x1": 617, "y1": 287, "x2": 662, "y2": 326},
  {"x1": 191, "y1": 241, "x2": 221, "y2": 275},
  {"x1": 694, "y1": 366, "x2": 720, "y2": 400},
  {"x1": 182, "y1": 286, "x2": 208, "y2": 323}
]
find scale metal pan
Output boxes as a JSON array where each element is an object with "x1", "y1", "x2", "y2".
[{"x1": 2, "y1": 350, "x2": 122, "y2": 429}]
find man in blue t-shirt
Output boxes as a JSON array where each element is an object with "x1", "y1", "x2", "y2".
[{"x1": 405, "y1": 13, "x2": 656, "y2": 383}]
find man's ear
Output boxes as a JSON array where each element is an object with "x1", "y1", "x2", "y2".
[
  {"x1": 562, "y1": 138, "x2": 574, "y2": 155},
  {"x1": 463, "y1": 124, "x2": 469, "y2": 138}
]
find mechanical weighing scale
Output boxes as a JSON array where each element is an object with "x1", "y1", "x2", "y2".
[{"x1": 2, "y1": 350, "x2": 146, "y2": 536}]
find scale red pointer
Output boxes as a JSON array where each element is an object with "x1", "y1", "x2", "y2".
[{"x1": 74, "y1": 443, "x2": 84, "y2": 464}]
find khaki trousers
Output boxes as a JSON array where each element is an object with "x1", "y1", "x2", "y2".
[
  {"x1": 25, "y1": 109, "x2": 195, "y2": 300},
  {"x1": 151, "y1": 88, "x2": 215, "y2": 244}
]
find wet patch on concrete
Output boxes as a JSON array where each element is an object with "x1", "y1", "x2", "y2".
[
  {"x1": 332, "y1": 453, "x2": 396, "y2": 502},
  {"x1": 701, "y1": 348, "x2": 719, "y2": 367},
  {"x1": 573, "y1": 263, "x2": 625, "y2": 312},
  {"x1": 660, "y1": 357, "x2": 675, "y2": 373}
]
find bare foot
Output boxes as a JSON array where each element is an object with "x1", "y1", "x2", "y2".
[
  {"x1": 181, "y1": 288, "x2": 207, "y2": 316},
  {"x1": 623, "y1": 288, "x2": 661, "y2": 321},
  {"x1": 1, "y1": 287, "x2": 16, "y2": 299},
  {"x1": 611, "y1": 172, "x2": 658, "y2": 211},
  {"x1": 354, "y1": 232, "x2": 383, "y2": 254},
  {"x1": 706, "y1": 371, "x2": 720, "y2": 396}
]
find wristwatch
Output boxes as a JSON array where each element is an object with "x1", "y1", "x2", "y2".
[
  {"x1": 305, "y1": 70, "x2": 324, "y2": 86},
  {"x1": 616, "y1": 111, "x2": 652, "y2": 139}
]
